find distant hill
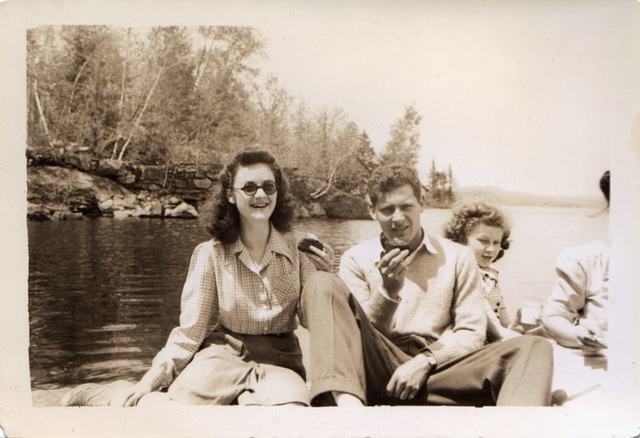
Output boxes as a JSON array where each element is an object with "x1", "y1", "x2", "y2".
[{"x1": 454, "y1": 186, "x2": 603, "y2": 208}]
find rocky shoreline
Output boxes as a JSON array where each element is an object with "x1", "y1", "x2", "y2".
[{"x1": 26, "y1": 149, "x2": 371, "y2": 221}]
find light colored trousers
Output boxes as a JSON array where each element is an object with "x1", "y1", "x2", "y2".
[{"x1": 302, "y1": 272, "x2": 554, "y2": 406}]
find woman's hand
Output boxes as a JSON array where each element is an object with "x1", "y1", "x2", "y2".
[
  {"x1": 306, "y1": 243, "x2": 335, "y2": 272},
  {"x1": 301, "y1": 233, "x2": 335, "y2": 272},
  {"x1": 110, "y1": 381, "x2": 154, "y2": 407}
]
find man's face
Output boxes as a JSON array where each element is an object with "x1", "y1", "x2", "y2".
[{"x1": 373, "y1": 184, "x2": 424, "y2": 249}]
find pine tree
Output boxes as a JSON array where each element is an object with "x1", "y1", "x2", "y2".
[{"x1": 380, "y1": 104, "x2": 422, "y2": 167}]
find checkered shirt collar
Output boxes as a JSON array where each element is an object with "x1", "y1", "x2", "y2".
[{"x1": 221, "y1": 225, "x2": 293, "y2": 265}]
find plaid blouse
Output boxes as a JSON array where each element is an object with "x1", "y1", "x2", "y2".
[{"x1": 140, "y1": 228, "x2": 316, "y2": 390}]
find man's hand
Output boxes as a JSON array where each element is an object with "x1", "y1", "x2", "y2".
[
  {"x1": 577, "y1": 326, "x2": 607, "y2": 354},
  {"x1": 386, "y1": 354, "x2": 433, "y2": 401},
  {"x1": 377, "y1": 248, "x2": 409, "y2": 298}
]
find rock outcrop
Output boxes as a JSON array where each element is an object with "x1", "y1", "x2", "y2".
[
  {"x1": 26, "y1": 150, "x2": 371, "y2": 221},
  {"x1": 27, "y1": 166, "x2": 199, "y2": 221},
  {"x1": 319, "y1": 191, "x2": 371, "y2": 220}
]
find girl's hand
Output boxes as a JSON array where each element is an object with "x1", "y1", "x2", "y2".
[
  {"x1": 507, "y1": 323, "x2": 526, "y2": 334},
  {"x1": 501, "y1": 327, "x2": 523, "y2": 339}
]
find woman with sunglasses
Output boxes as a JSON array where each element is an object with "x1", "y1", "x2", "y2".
[{"x1": 62, "y1": 148, "x2": 333, "y2": 407}]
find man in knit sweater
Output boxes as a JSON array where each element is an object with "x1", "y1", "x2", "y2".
[{"x1": 301, "y1": 165, "x2": 553, "y2": 407}]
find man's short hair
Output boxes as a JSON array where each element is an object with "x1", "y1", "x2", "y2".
[{"x1": 368, "y1": 165, "x2": 422, "y2": 208}]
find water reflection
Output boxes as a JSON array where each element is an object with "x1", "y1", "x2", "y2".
[
  {"x1": 28, "y1": 216, "x2": 395, "y2": 389},
  {"x1": 28, "y1": 207, "x2": 606, "y2": 390}
]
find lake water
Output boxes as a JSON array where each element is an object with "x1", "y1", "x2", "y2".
[{"x1": 28, "y1": 206, "x2": 608, "y2": 391}]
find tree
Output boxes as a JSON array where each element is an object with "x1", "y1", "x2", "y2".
[
  {"x1": 26, "y1": 23, "x2": 376, "y2": 202},
  {"x1": 380, "y1": 104, "x2": 422, "y2": 167},
  {"x1": 334, "y1": 130, "x2": 378, "y2": 194},
  {"x1": 289, "y1": 101, "x2": 314, "y2": 169},
  {"x1": 26, "y1": 25, "x2": 267, "y2": 166},
  {"x1": 354, "y1": 131, "x2": 377, "y2": 173},
  {"x1": 253, "y1": 74, "x2": 294, "y2": 165},
  {"x1": 188, "y1": 26, "x2": 266, "y2": 159},
  {"x1": 426, "y1": 159, "x2": 456, "y2": 206},
  {"x1": 446, "y1": 164, "x2": 456, "y2": 203},
  {"x1": 111, "y1": 26, "x2": 199, "y2": 161},
  {"x1": 308, "y1": 108, "x2": 348, "y2": 198},
  {"x1": 27, "y1": 26, "x2": 124, "y2": 151},
  {"x1": 61, "y1": 27, "x2": 125, "y2": 154}
]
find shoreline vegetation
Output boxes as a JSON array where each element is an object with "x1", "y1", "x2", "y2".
[
  {"x1": 26, "y1": 147, "x2": 601, "y2": 222},
  {"x1": 26, "y1": 147, "x2": 373, "y2": 221}
]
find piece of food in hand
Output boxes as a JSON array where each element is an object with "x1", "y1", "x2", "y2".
[
  {"x1": 298, "y1": 237, "x2": 324, "y2": 254},
  {"x1": 380, "y1": 233, "x2": 411, "y2": 254}
]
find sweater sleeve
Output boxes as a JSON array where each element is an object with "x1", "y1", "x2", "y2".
[
  {"x1": 426, "y1": 248, "x2": 487, "y2": 365},
  {"x1": 338, "y1": 249, "x2": 400, "y2": 334},
  {"x1": 139, "y1": 241, "x2": 219, "y2": 390}
]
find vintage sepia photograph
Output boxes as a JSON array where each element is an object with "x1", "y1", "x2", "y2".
[{"x1": 1, "y1": 0, "x2": 639, "y2": 436}]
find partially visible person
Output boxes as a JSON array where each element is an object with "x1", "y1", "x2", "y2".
[
  {"x1": 541, "y1": 170, "x2": 610, "y2": 355},
  {"x1": 62, "y1": 148, "x2": 333, "y2": 407},
  {"x1": 301, "y1": 164, "x2": 554, "y2": 407},
  {"x1": 444, "y1": 202, "x2": 523, "y2": 342},
  {"x1": 540, "y1": 170, "x2": 610, "y2": 406}
]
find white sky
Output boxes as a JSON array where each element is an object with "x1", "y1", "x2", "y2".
[{"x1": 253, "y1": 1, "x2": 634, "y2": 197}]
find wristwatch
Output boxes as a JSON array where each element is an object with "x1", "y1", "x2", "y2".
[{"x1": 423, "y1": 351, "x2": 437, "y2": 369}]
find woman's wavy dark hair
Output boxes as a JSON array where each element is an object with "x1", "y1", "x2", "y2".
[
  {"x1": 444, "y1": 202, "x2": 511, "y2": 261},
  {"x1": 205, "y1": 148, "x2": 296, "y2": 244}
]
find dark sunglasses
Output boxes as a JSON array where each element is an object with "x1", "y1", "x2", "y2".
[{"x1": 232, "y1": 180, "x2": 278, "y2": 196}]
